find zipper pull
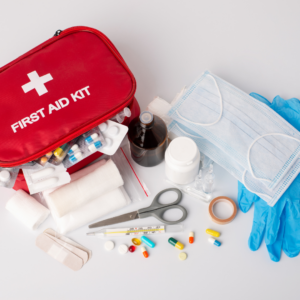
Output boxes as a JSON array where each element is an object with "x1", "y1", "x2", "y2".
[{"x1": 53, "y1": 30, "x2": 63, "y2": 37}]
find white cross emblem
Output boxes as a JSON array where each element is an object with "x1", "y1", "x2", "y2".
[{"x1": 22, "y1": 71, "x2": 53, "y2": 96}]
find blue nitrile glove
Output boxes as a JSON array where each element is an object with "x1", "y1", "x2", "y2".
[{"x1": 238, "y1": 93, "x2": 300, "y2": 262}]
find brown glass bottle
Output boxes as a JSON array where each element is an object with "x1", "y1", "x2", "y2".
[{"x1": 128, "y1": 111, "x2": 168, "y2": 167}]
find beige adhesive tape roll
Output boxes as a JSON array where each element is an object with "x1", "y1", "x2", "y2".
[{"x1": 208, "y1": 196, "x2": 237, "y2": 224}]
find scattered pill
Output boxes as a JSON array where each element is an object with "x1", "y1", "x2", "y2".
[
  {"x1": 99, "y1": 122, "x2": 108, "y2": 132},
  {"x1": 128, "y1": 245, "x2": 136, "y2": 253},
  {"x1": 141, "y1": 246, "x2": 149, "y2": 258},
  {"x1": 118, "y1": 244, "x2": 128, "y2": 254},
  {"x1": 104, "y1": 241, "x2": 115, "y2": 251},
  {"x1": 168, "y1": 237, "x2": 184, "y2": 250},
  {"x1": 0, "y1": 170, "x2": 11, "y2": 183},
  {"x1": 178, "y1": 252, "x2": 187, "y2": 261},
  {"x1": 208, "y1": 237, "x2": 221, "y2": 247},
  {"x1": 189, "y1": 231, "x2": 194, "y2": 244},
  {"x1": 141, "y1": 236, "x2": 155, "y2": 248},
  {"x1": 206, "y1": 229, "x2": 220, "y2": 237},
  {"x1": 132, "y1": 238, "x2": 141, "y2": 246}
]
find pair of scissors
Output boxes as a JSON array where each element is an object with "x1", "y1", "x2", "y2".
[{"x1": 89, "y1": 188, "x2": 187, "y2": 228}]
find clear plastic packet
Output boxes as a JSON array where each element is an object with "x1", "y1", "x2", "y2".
[
  {"x1": 0, "y1": 167, "x2": 19, "y2": 188},
  {"x1": 23, "y1": 163, "x2": 70, "y2": 194},
  {"x1": 166, "y1": 178, "x2": 212, "y2": 203},
  {"x1": 49, "y1": 137, "x2": 81, "y2": 166},
  {"x1": 110, "y1": 139, "x2": 151, "y2": 202}
]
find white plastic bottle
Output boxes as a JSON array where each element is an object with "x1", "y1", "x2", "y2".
[{"x1": 165, "y1": 137, "x2": 200, "y2": 185}]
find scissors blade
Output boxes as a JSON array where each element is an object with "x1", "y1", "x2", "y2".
[{"x1": 88, "y1": 211, "x2": 139, "y2": 228}]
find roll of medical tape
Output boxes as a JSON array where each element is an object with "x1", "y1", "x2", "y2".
[{"x1": 208, "y1": 196, "x2": 237, "y2": 224}]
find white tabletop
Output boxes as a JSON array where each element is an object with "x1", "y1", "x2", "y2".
[{"x1": 1, "y1": 1, "x2": 300, "y2": 299}]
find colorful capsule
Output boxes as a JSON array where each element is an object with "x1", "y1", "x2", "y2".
[
  {"x1": 141, "y1": 236, "x2": 155, "y2": 248},
  {"x1": 206, "y1": 229, "x2": 220, "y2": 237},
  {"x1": 128, "y1": 245, "x2": 136, "y2": 253},
  {"x1": 69, "y1": 152, "x2": 83, "y2": 164},
  {"x1": 141, "y1": 246, "x2": 149, "y2": 258},
  {"x1": 68, "y1": 144, "x2": 79, "y2": 156},
  {"x1": 85, "y1": 133, "x2": 99, "y2": 145},
  {"x1": 168, "y1": 237, "x2": 184, "y2": 250},
  {"x1": 54, "y1": 143, "x2": 69, "y2": 157},
  {"x1": 208, "y1": 237, "x2": 221, "y2": 247},
  {"x1": 132, "y1": 238, "x2": 141, "y2": 246},
  {"x1": 189, "y1": 231, "x2": 194, "y2": 244},
  {"x1": 88, "y1": 140, "x2": 103, "y2": 152}
]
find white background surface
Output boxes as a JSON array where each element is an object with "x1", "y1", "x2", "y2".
[{"x1": 0, "y1": 1, "x2": 300, "y2": 299}]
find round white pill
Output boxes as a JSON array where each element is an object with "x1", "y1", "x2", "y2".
[
  {"x1": 0, "y1": 170, "x2": 11, "y2": 182},
  {"x1": 99, "y1": 122, "x2": 108, "y2": 132},
  {"x1": 118, "y1": 244, "x2": 128, "y2": 254},
  {"x1": 105, "y1": 138, "x2": 113, "y2": 148},
  {"x1": 104, "y1": 241, "x2": 115, "y2": 251},
  {"x1": 107, "y1": 126, "x2": 119, "y2": 136}
]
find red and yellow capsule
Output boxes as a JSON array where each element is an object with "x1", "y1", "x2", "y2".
[
  {"x1": 141, "y1": 246, "x2": 149, "y2": 258},
  {"x1": 189, "y1": 231, "x2": 194, "y2": 244}
]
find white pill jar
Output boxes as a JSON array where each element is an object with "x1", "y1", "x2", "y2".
[{"x1": 165, "y1": 137, "x2": 200, "y2": 185}]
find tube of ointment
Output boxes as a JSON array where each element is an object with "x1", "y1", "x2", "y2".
[{"x1": 86, "y1": 224, "x2": 183, "y2": 237}]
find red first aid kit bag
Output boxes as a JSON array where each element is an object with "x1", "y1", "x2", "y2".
[{"x1": 0, "y1": 26, "x2": 140, "y2": 191}]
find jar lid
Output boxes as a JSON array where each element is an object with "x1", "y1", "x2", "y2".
[{"x1": 168, "y1": 137, "x2": 198, "y2": 166}]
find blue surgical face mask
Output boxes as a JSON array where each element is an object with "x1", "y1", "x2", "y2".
[
  {"x1": 168, "y1": 71, "x2": 300, "y2": 206},
  {"x1": 168, "y1": 120, "x2": 300, "y2": 206}
]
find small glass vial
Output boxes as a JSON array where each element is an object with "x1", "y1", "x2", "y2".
[
  {"x1": 203, "y1": 164, "x2": 215, "y2": 194},
  {"x1": 194, "y1": 170, "x2": 203, "y2": 190}
]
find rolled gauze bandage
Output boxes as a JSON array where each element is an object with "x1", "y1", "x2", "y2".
[
  {"x1": 53, "y1": 186, "x2": 131, "y2": 234},
  {"x1": 48, "y1": 159, "x2": 124, "y2": 217},
  {"x1": 6, "y1": 190, "x2": 50, "y2": 230}
]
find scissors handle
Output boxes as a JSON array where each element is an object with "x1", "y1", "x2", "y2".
[
  {"x1": 139, "y1": 205, "x2": 187, "y2": 225},
  {"x1": 138, "y1": 188, "x2": 187, "y2": 225},
  {"x1": 140, "y1": 188, "x2": 183, "y2": 212}
]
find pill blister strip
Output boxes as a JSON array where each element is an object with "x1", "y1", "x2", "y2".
[{"x1": 63, "y1": 127, "x2": 106, "y2": 169}]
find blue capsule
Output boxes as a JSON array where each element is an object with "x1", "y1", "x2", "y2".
[
  {"x1": 141, "y1": 236, "x2": 155, "y2": 248},
  {"x1": 208, "y1": 237, "x2": 221, "y2": 247},
  {"x1": 85, "y1": 133, "x2": 99, "y2": 145}
]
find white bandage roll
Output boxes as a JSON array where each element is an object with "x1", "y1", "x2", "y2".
[
  {"x1": 53, "y1": 186, "x2": 131, "y2": 234},
  {"x1": 48, "y1": 159, "x2": 124, "y2": 218},
  {"x1": 6, "y1": 190, "x2": 50, "y2": 230}
]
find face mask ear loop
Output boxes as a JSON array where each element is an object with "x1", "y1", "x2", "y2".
[
  {"x1": 176, "y1": 74, "x2": 223, "y2": 127},
  {"x1": 247, "y1": 133, "x2": 300, "y2": 183},
  {"x1": 242, "y1": 170, "x2": 272, "y2": 200}
]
